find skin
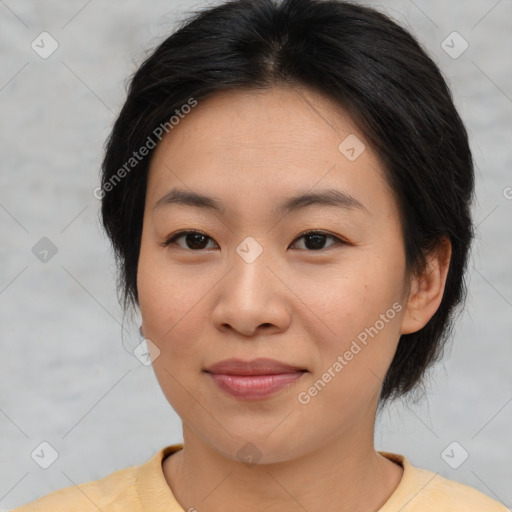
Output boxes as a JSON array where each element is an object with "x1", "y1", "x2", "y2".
[{"x1": 137, "y1": 85, "x2": 451, "y2": 512}]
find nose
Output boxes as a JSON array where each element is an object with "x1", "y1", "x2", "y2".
[{"x1": 211, "y1": 248, "x2": 291, "y2": 337}]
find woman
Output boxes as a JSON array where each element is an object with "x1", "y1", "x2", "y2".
[{"x1": 13, "y1": 0, "x2": 508, "y2": 510}]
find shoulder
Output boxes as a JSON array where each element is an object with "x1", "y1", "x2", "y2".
[
  {"x1": 418, "y1": 469, "x2": 509, "y2": 511},
  {"x1": 10, "y1": 464, "x2": 139, "y2": 511},
  {"x1": 379, "y1": 451, "x2": 508, "y2": 512},
  {"x1": 10, "y1": 444, "x2": 182, "y2": 512}
]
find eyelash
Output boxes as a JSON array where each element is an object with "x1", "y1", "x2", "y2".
[{"x1": 161, "y1": 229, "x2": 346, "y2": 251}]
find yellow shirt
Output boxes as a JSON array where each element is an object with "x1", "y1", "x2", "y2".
[{"x1": 11, "y1": 443, "x2": 507, "y2": 511}]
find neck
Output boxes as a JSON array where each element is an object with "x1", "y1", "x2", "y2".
[{"x1": 163, "y1": 419, "x2": 403, "y2": 512}]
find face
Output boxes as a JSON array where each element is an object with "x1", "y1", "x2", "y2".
[{"x1": 137, "y1": 86, "x2": 412, "y2": 464}]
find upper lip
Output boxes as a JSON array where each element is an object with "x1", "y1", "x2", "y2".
[{"x1": 204, "y1": 358, "x2": 307, "y2": 376}]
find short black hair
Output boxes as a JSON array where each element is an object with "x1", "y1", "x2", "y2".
[{"x1": 100, "y1": 0, "x2": 475, "y2": 405}]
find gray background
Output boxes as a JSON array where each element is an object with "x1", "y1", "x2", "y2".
[{"x1": 1, "y1": 0, "x2": 511, "y2": 509}]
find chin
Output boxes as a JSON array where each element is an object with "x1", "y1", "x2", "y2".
[{"x1": 204, "y1": 433, "x2": 306, "y2": 466}]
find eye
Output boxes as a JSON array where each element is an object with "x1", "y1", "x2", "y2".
[
  {"x1": 162, "y1": 230, "x2": 218, "y2": 250},
  {"x1": 162, "y1": 229, "x2": 345, "y2": 251},
  {"x1": 289, "y1": 230, "x2": 345, "y2": 251}
]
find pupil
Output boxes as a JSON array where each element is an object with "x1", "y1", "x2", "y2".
[
  {"x1": 306, "y1": 234, "x2": 325, "y2": 250},
  {"x1": 188, "y1": 233, "x2": 207, "y2": 249}
]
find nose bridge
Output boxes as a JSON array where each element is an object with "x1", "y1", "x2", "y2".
[
  {"x1": 211, "y1": 234, "x2": 287, "y2": 335},
  {"x1": 229, "y1": 235, "x2": 272, "y2": 304}
]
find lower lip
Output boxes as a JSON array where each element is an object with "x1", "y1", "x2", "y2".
[{"x1": 206, "y1": 372, "x2": 305, "y2": 400}]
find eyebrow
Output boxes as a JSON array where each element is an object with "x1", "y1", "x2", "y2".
[{"x1": 154, "y1": 187, "x2": 368, "y2": 215}]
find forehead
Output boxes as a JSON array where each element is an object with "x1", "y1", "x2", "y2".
[
  {"x1": 152, "y1": 86, "x2": 362, "y2": 156},
  {"x1": 146, "y1": 86, "x2": 394, "y2": 220}
]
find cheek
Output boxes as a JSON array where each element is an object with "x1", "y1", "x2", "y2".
[
  {"x1": 137, "y1": 254, "x2": 167, "y2": 328},
  {"x1": 297, "y1": 256, "x2": 404, "y2": 372},
  {"x1": 137, "y1": 243, "x2": 180, "y2": 344},
  {"x1": 292, "y1": 260, "x2": 388, "y2": 334},
  {"x1": 137, "y1": 248, "x2": 209, "y2": 363},
  {"x1": 138, "y1": 252, "x2": 205, "y2": 409}
]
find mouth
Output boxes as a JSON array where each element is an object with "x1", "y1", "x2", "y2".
[
  {"x1": 204, "y1": 357, "x2": 307, "y2": 375},
  {"x1": 205, "y1": 371, "x2": 307, "y2": 400},
  {"x1": 203, "y1": 358, "x2": 308, "y2": 400}
]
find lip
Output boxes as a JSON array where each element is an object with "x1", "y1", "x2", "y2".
[
  {"x1": 204, "y1": 358, "x2": 307, "y2": 400},
  {"x1": 204, "y1": 357, "x2": 306, "y2": 375}
]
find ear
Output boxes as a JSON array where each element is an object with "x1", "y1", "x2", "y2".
[{"x1": 400, "y1": 237, "x2": 452, "y2": 335}]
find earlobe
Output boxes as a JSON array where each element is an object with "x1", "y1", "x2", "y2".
[{"x1": 400, "y1": 237, "x2": 452, "y2": 335}]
